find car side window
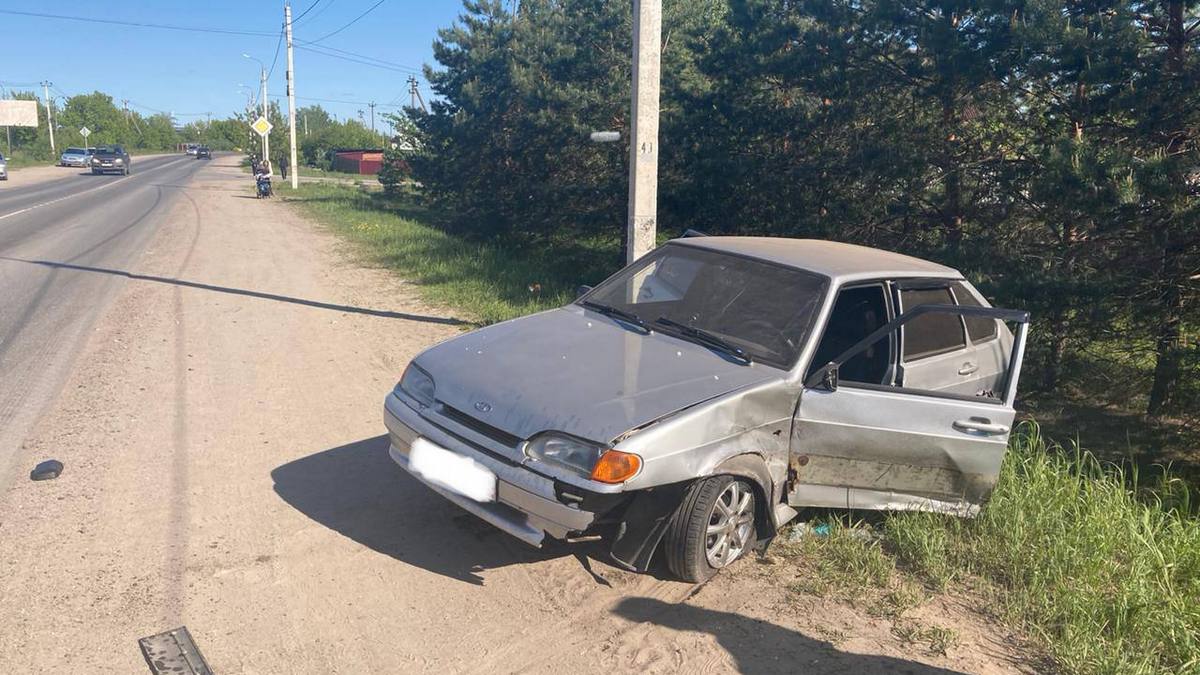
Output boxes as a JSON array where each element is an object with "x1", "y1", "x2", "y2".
[
  {"x1": 899, "y1": 287, "x2": 966, "y2": 361},
  {"x1": 808, "y1": 285, "x2": 890, "y2": 385},
  {"x1": 952, "y1": 282, "x2": 997, "y2": 343}
]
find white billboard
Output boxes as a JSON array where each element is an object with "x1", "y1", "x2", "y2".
[{"x1": 0, "y1": 100, "x2": 39, "y2": 127}]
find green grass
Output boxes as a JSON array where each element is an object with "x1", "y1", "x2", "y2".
[
  {"x1": 281, "y1": 183, "x2": 619, "y2": 324},
  {"x1": 799, "y1": 424, "x2": 1200, "y2": 675},
  {"x1": 2, "y1": 153, "x2": 51, "y2": 169},
  {"x1": 297, "y1": 165, "x2": 367, "y2": 181}
]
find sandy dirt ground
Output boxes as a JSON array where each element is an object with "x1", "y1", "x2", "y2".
[{"x1": 0, "y1": 156, "x2": 1035, "y2": 674}]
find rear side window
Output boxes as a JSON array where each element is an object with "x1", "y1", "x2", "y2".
[
  {"x1": 900, "y1": 287, "x2": 965, "y2": 360},
  {"x1": 953, "y1": 282, "x2": 998, "y2": 343}
]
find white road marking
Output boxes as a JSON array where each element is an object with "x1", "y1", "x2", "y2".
[{"x1": 0, "y1": 158, "x2": 185, "y2": 222}]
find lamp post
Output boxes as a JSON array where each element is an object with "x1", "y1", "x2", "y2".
[
  {"x1": 238, "y1": 84, "x2": 256, "y2": 153},
  {"x1": 243, "y1": 53, "x2": 269, "y2": 162}
]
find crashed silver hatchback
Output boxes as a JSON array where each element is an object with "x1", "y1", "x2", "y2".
[{"x1": 383, "y1": 236, "x2": 1029, "y2": 581}]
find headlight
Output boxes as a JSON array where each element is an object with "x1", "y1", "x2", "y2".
[
  {"x1": 524, "y1": 432, "x2": 642, "y2": 483},
  {"x1": 114, "y1": 158, "x2": 124, "y2": 164},
  {"x1": 396, "y1": 363, "x2": 435, "y2": 407}
]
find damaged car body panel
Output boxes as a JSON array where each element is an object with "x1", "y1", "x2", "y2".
[
  {"x1": 413, "y1": 306, "x2": 782, "y2": 450},
  {"x1": 791, "y1": 302, "x2": 1029, "y2": 515},
  {"x1": 381, "y1": 236, "x2": 1030, "y2": 582}
]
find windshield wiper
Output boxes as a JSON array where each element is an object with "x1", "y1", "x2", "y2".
[
  {"x1": 579, "y1": 300, "x2": 650, "y2": 333},
  {"x1": 654, "y1": 317, "x2": 751, "y2": 363}
]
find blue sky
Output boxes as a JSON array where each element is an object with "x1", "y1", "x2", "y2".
[{"x1": 0, "y1": 1, "x2": 467, "y2": 128}]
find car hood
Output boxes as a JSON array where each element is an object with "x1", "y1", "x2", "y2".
[{"x1": 413, "y1": 306, "x2": 784, "y2": 444}]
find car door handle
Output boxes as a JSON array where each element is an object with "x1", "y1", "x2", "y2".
[
  {"x1": 957, "y1": 362, "x2": 979, "y2": 375},
  {"x1": 953, "y1": 418, "x2": 1009, "y2": 435}
]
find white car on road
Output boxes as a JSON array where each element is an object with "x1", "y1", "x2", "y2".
[{"x1": 60, "y1": 147, "x2": 94, "y2": 168}]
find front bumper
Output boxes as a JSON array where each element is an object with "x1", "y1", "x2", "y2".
[
  {"x1": 383, "y1": 393, "x2": 597, "y2": 546},
  {"x1": 62, "y1": 158, "x2": 89, "y2": 167}
]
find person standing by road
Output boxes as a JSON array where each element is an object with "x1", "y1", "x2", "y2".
[{"x1": 278, "y1": 154, "x2": 289, "y2": 181}]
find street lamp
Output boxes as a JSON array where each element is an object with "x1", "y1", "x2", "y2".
[{"x1": 243, "y1": 53, "x2": 269, "y2": 160}]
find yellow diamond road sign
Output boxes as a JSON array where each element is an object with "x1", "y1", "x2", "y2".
[{"x1": 251, "y1": 116, "x2": 272, "y2": 137}]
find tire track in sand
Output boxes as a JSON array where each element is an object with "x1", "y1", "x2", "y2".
[{"x1": 163, "y1": 188, "x2": 203, "y2": 625}]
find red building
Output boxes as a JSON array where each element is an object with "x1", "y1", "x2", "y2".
[{"x1": 331, "y1": 149, "x2": 385, "y2": 175}]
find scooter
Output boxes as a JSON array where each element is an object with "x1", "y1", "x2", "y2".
[{"x1": 255, "y1": 175, "x2": 273, "y2": 198}]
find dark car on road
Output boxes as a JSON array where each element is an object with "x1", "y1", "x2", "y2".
[
  {"x1": 196, "y1": 146, "x2": 212, "y2": 159},
  {"x1": 91, "y1": 145, "x2": 131, "y2": 175}
]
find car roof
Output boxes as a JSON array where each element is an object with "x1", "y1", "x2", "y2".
[{"x1": 672, "y1": 236, "x2": 961, "y2": 283}]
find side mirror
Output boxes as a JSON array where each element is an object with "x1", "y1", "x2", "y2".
[
  {"x1": 820, "y1": 365, "x2": 839, "y2": 392},
  {"x1": 576, "y1": 285, "x2": 593, "y2": 299}
]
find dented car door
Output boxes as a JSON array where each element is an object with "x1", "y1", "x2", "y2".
[{"x1": 789, "y1": 303, "x2": 1029, "y2": 514}]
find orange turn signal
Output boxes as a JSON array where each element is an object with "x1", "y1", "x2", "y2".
[{"x1": 590, "y1": 450, "x2": 642, "y2": 484}]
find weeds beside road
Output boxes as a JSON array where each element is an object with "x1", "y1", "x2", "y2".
[
  {"x1": 798, "y1": 426, "x2": 1200, "y2": 675},
  {"x1": 285, "y1": 182, "x2": 619, "y2": 325},
  {"x1": 282, "y1": 183, "x2": 1200, "y2": 675}
]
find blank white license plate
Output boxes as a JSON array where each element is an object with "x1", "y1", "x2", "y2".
[{"x1": 408, "y1": 437, "x2": 496, "y2": 502}]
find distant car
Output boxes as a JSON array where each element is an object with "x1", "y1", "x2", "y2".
[
  {"x1": 90, "y1": 145, "x2": 131, "y2": 175},
  {"x1": 0, "y1": 153, "x2": 7, "y2": 180},
  {"x1": 186, "y1": 144, "x2": 200, "y2": 156},
  {"x1": 195, "y1": 146, "x2": 212, "y2": 159},
  {"x1": 60, "y1": 147, "x2": 94, "y2": 167},
  {"x1": 384, "y1": 237, "x2": 1031, "y2": 582}
]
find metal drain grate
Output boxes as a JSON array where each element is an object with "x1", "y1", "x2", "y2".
[{"x1": 138, "y1": 626, "x2": 213, "y2": 675}]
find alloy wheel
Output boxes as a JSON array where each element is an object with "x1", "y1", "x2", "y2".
[{"x1": 704, "y1": 480, "x2": 754, "y2": 568}]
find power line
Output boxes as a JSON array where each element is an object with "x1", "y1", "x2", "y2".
[
  {"x1": 293, "y1": 0, "x2": 332, "y2": 24},
  {"x1": 267, "y1": 24, "x2": 285, "y2": 80},
  {"x1": 305, "y1": 0, "x2": 387, "y2": 44},
  {"x1": 294, "y1": 40, "x2": 421, "y2": 73},
  {"x1": 298, "y1": 0, "x2": 339, "y2": 26},
  {"x1": 0, "y1": 9, "x2": 277, "y2": 37},
  {"x1": 270, "y1": 93, "x2": 401, "y2": 108},
  {"x1": 295, "y1": 44, "x2": 420, "y2": 75}
]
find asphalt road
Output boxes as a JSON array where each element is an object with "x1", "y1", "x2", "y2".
[{"x1": 0, "y1": 154, "x2": 209, "y2": 487}]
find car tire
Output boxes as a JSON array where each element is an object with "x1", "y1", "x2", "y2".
[
  {"x1": 663, "y1": 475, "x2": 758, "y2": 583},
  {"x1": 91, "y1": 169, "x2": 99, "y2": 175}
]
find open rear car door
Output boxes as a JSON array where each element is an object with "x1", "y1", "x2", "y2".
[{"x1": 789, "y1": 303, "x2": 1029, "y2": 515}]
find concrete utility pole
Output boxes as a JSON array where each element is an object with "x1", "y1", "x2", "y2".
[
  {"x1": 245, "y1": 54, "x2": 268, "y2": 161},
  {"x1": 261, "y1": 68, "x2": 269, "y2": 162},
  {"x1": 407, "y1": 75, "x2": 427, "y2": 113},
  {"x1": 3, "y1": 83, "x2": 10, "y2": 156},
  {"x1": 41, "y1": 81, "x2": 56, "y2": 155},
  {"x1": 285, "y1": 3, "x2": 299, "y2": 189},
  {"x1": 368, "y1": 101, "x2": 376, "y2": 138},
  {"x1": 626, "y1": 0, "x2": 662, "y2": 265}
]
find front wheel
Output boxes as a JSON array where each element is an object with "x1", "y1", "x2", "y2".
[{"x1": 663, "y1": 475, "x2": 757, "y2": 582}]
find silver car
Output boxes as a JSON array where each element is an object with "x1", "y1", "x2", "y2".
[
  {"x1": 383, "y1": 237, "x2": 1029, "y2": 581},
  {"x1": 60, "y1": 147, "x2": 93, "y2": 167},
  {"x1": 0, "y1": 153, "x2": 7, "y2": 180}
]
